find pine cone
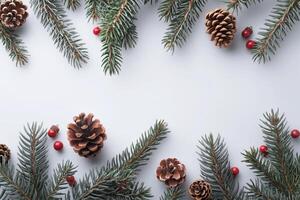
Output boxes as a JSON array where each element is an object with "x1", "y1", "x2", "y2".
[
  {"x1": 205, "y1": 8, "x2": 236, "y2": 48},
  {"x1": 156, "y1": 158, "x2": 186, "y2": 188},
  {"x1": 0, "y1": 0, "x2": 28, "y2": 28},
  {"x1": 188, "y1": 180, "x2": 212, "y2": 200},
  {"x1": 0, "y1": 144, "x2": 11, "y2": 163},
  {"x1": 67, "y1": 113, "x2": 106, "y2": 158}
]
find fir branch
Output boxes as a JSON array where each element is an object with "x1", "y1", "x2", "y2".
[
  {"x1": 0, "y1": 23, "x2": 29, "y2": 66},
  {"x1": 63, "y1": 0, "x2": 81, "y2": 11},
  {"x1": 159, "y1": 186, "x2": 185, "y2": 200},
  {"x1": 225, "y1": 0, "x2": 263, "y2": 12},
  {"x1": 17, "y1": 122, "x2": 49, "y2": 199},
  {"x1": 100, "y1": 0, "x2": 141, "y2": 75},
  {"x1": 122, "y1": 22, "x2": 138, "y2": 49},
  {"x1": 85, "y1": 0, "x2": 108, "y2": 21},
  {"x1": 161, "y1": 0, "x2": 207, "y2": 51},
  {"x1": 30, "y1": 0, "x2": 89, "y2": 68},
  {"x1": 197, "y1": 134, "x2": 244, "y2": 200},
  {"x1": 252, "y1": 0, "x2": 300, "y2": 63},
  {"x1": 46, "y1": 161, "x2": 76, "y2": 200},
  {"x1": 158, "y1": 0, "x2": 179, "y2": 22}
]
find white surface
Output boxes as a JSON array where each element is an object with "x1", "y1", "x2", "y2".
[{"x1": 1, "y1": 0, "x2": 300, "y2": 198}]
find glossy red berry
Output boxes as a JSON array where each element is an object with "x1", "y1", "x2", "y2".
[
  {"x1": 93, "y1": 26, "x2": 101, "y2": 36},
  {"x1": 66, "y1": 175, "x2": 76, "y2": 186},
  {"x1": 231, "y1": 167, "x2": 239, "y2": 176},
  {"x1": 48, "y1": 125, "x2": 59, "y2": 138},
  {"x1": 291, "y1": 129, "x2": 300, "y2": 139},
  {"x1": 53, "y1": 141, "x2": 64, "y2": 151},
  {"x1": 246, "y1": 40, "x2": 256, "y2": 49},
  {"x1": 242, "y1": 27, "x2": 253, "y2": 39},
  {"x1": 259, "y1": 145, "x2": 268, "y2": 155}
]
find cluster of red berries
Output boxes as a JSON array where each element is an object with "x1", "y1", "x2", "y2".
[
  {"x1": 48, "y1": 125, "x2": 63, "y2": 151},
  {"x1": 241, "y1": 27, "x2": 256, "y2": 49}
]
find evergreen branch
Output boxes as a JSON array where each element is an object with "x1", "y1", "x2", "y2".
[
  {"x1": 260, "y1": 109, "x2": 297, "y2": 194},
  {"x1": 30, "y1": 0, "x2": 89, "y2": 68},
  {"x1": 46, "y1": 161, "x2": 76, "y2": 200},
  {"x1": 159, "y1": 186, "x2": 185, "y2": 200},
  {"x1": 158, "y1": 0, "x2": 179, "y2": 22},
  {"x1": 252, "y1": 0, "x2": 300, "y2": 63},
  {"x1": 0, "y1": 23, "x2": 29, "y2": 66},
  {"x1": 17, "y1": 122, "x2": 49, "y2": 199},
  {"x1": 197, "y1": 134, "x2": 243, "y2": 200},
  {"x1": 242, "y1": 147, "x2": 284, "y2": 191},
  {"x1": 0, "y1": 164, "x2": 31, "y2": 200},
  {"x1": 225, "y1": 0, "x2": 263, "y2": 12},
  {"x1": 63, "y1": 0, "x2": 81, "y2": 11},
  {"x1": 161, "y1": 0, "x2": 207, "y2": 51},
  {"x1": 100, "y1": 0, "x2": 141, "y2": 75},
  {"x1": 122, "y1": 22, "x2": 138, "y2": 49},
  {"x1": 85, "y1": 0, "x2": 108, "y2": 21},
  {"x1": 109, "y1": 181, "x2": 152, "y2": 199}
]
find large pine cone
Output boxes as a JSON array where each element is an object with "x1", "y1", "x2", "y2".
[
  {"x1": 67, "y1": 113, "x2": 106, "y2": 158},
  {"x1": 205, "y1": 8, "x2": 236, "y2": 48},
  {"x1": 156, "y1": 158, "x2": 186, "y2": 188},
  {"x1": 0, "y1": 144, "x2": 11, "y2": 163},
  {"x1": 188, "y1": 180, "x2": 212, "y2": 200},
  {"x1": 0, "y1": 0, "x2": 28, "y2": 28}
]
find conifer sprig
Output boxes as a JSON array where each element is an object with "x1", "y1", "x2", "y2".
[
  {"x1": 197, "y1": 134, "x2": 244, "y2": 200},
  {"x1": 63, "y1": 0, "x2": 81, "y2": 11},
  {"x1": 0, "y1": 23, "x2": 29, "y2": 66},
  {"x1": 226, "y1": 0, "x2": 263, "y2": 12},
  {"x1": 161, "y1": 0, "x2": 207, "y2": 52},
  {"x1": 85, "y1": 0, "x2": 108, "y2": 21},
  {"x1": 159, "y1": 186, "x2": 185, "y2": 200},
  {"x1": 30, "y1": 0, "x2": 89, "y2": 68},
  {"x1": 252, "y1": 0, "x2": 300, "y2": 63}
]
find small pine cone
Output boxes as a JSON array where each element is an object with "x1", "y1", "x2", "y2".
[
  {"x1": 67, "y1": 113, "x2": 106, "y2": 158},
  {"x1": 0, "y1": 144, "x2": 11, "y2": 163},
  {"x1": 156, "y1": 158, "x2": 186, "y2": 188},
  {"x1": 0, "y1": 0, "x2": 28, "y2": 28},
  {"x1": 188, "y1": 180, "x2": 212, "y2": 200},
  {"x1": 205, "y1": 8, "x2": 236, "y2": 48}
]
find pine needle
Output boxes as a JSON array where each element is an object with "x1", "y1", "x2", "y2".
[
  {"x1": 159, "y1": 186, "x2": 185, "y2": 200},
  {"x1": 63, "y1": 0, "x2": 81, "y2": 11}
]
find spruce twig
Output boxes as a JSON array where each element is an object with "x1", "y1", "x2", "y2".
[
  {"x1": 252, "y1": 0, "x2": 300, "y2": 63},
  {"x1": 63, "y1": 0, "x2": 81, "y2": 11},
  {"x1": 0, "y1": 23, "x2": 29, "y2": 66},
  {"x1": 30, "y1": 0, "x2": 89, "y2": 68},
  {"x1": 225, "y1": 0, "x2": 263, "y2": 12},
  {"x1": 159, "y1": 186, "x2": 185, "y2": 200},
  {"x1": 85, "y1": 0, "x2": 108, "y2": 21}
]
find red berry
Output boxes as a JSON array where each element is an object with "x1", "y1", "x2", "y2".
[
  {"x1": 53, "y1": 141, "x2": 63, "y2": 151},
  {"x1": 231, "y1": 167, "x2": 239, "y2": 176},
  {"x1": 259, "y1": 145, "x2": 268, "y2": 155},
  {"x1": 66, "y1": 175, "x2": 76, "y2": 186},
  {"x1": 93, "y1": 27, "x2": 101, "y2": 36},
  {"x1": 291, "y1": 129, "x2": 300, "y2": 139},
  {"x1": 48, "y1": 125, "x2": 59, "y2": 138},
  {"x1": 242, "y1": 27, "x2": 253, "y2": 39},
  {"x1": 246, "y1": 40, "x2": 256, "y2": 49}
]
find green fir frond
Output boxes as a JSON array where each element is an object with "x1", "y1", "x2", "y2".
[
  {"x1": 197, "y1": 134, "x2": 244, "y2": 200},
  {"x1": 30, "y1": 0, "x2": 89, "y2": 68},
  {"x1": 17, "y1": 123, "x2": 49, "y2": 199},
  {"x1": 100, "y1": 0, "x2": 141, "y2": 75},
  {"x1": 0, "y1": 23, "x2": 29, "y2": 66},
  {"x1": 63, "y1": 0, "x2": 81, "y2": 10},
  {"x1": 225, "y1": 0, "x2": 264, "y2": 12},
  {"x1": 85, "y1": 0, "x2": 108, "y2": 21},
  {"x1": 159, "y1": 186, "x2": 185, "y2": 200},
  {"x1": 252, "y1": 0, "x2": 300, "y2": 63},
  {"x1": 74, "y1": 120, "x2": 169, "y2": 199},
  {"x1": 158, "y1": 0, "x2": 179, "y2": 22},
  {"x1": 161, "y1": 0, "x2": 207, "y2": 51},
  {"x1": 46, "y1": 161, "x2": 76, "y2": 200},
  {"x1": 122, "y1": 23, "x2": 138, "y2": 49}
]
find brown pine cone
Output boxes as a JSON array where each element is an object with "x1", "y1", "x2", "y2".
[
  {"x1": 205, "y1": 8, "x2": 236, "y2": 48},
  {"x1": 0, "y1": 144, "x2": 11, "y2": 163},
  {"x1": 0, "y1": 0, "x2": 28, "y2": 28},
  {"x1": 188, "y1": 180, "x2": 212, "y2": 200},
  {"x1": 156, "y1": 158, "x2": 186, "y2": 188},
  {"x1": 67, "y1": 113, "x2": 106, "y2": 158}
]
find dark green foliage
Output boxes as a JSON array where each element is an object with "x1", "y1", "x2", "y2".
[
  {"x1": 30, "y1": 0, "x2": 89, "y2": 68},
  {"x1": 252, "y1": 0, "x2": 300, "y2": 63},
  {"x1": 198, "y1": 134, "x2": 244, "y2": 200},
  {"x1": 243, "y1": 110, "x2": 300, "y2": 199},
  {"x1": 161, "y1": 0, "x2": 207, "y2": 51},
  {"x1": 71, "y1": 120, "x2": 169, "y2": 199},
  {"x1": 85, "y1": 0, "x2": 109, "y2": 21},
  {"x1": 226, "y1": 0, "x2": 264, "y2": 12},
  {"x1": 159, "y1": 186, "x2": 185, "y2": 200},
  {"x1": 0, "y1": 123, "x2": 76, "y2": 200},
  {"x1": 0, "y1": 23, "x2": 29, "y2": 66},
  {"x1": 63, "y1": 0, "x2": 81, "y2": 11}
]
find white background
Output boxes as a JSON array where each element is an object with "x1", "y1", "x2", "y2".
[{"x1": 1, "y1": 0, "x2": 300, "y2": 198}]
